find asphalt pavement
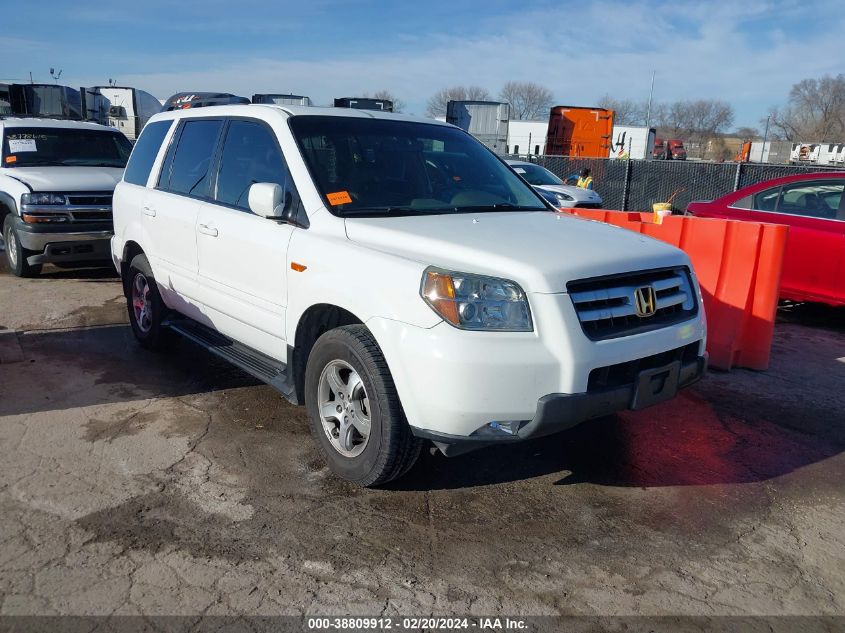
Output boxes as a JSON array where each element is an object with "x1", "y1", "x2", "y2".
[{"x1": 1, "y1": 259, "x2": 843, "y2": 620}]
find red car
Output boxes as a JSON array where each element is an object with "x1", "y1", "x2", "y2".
[{"x1": 687, "y1": 172, "x2": 845, "y2": 307}]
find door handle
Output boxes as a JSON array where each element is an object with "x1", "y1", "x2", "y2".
[
  {"x1": 198, "y1": 223, "x2": 218, "y2": 237},
  {"x1": 142, "y1": 206, "x2": 156, "y2": 217}
]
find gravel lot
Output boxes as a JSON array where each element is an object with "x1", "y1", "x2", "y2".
[{"x1": 1, "y1": 258, "x2": 844, "y2": 621}]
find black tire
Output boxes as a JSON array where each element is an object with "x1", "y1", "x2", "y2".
[
  {"x1": 3, "y1": 216, "x2": 42, "y2": 277},
  {"x1": 125, "y1": 253, "x2": 173, "y2": 350},
  {"x1": 305, "y1": 325, "x2": 422, "y2": 487}
]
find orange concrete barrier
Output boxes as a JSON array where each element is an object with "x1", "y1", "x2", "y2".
[{"x1": 560, "y1": 209, "x2": 789, "y2": 370}]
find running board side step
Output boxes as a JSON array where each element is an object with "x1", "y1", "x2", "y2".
[{"x1": 163, "y1": 317, "x2": 298, "y2": 404}]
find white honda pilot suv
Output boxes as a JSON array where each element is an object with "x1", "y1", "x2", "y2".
[{"x1": 111, "y1": 104, "x2": 707, "y2": 486}]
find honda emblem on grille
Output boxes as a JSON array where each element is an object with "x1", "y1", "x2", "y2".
[{"x1": 633, "y1": 286, "x2": 657, "y2": 318}]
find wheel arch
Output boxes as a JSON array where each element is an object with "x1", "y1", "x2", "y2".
[
  {"x1": 291, "y1": 303, "x2": 365, "y2": 404},
  {"x1": 0, "y1": 191, "x2": 17, "y2": 226},
  {"x1": 120, "y1": 240, "x2": 146, "y2": 296}
]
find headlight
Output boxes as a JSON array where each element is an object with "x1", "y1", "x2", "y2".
[
  {"x1": 21, "y1": 193, "x2": 66, "y2": 205},
  {"x1": 554, "y1": 192, "x2": 574, "y2": 202},
  {"x1": 421, "y1": 268, "x2": 533, "y2": 331}
]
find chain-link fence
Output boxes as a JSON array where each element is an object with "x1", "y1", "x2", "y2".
[{"x1": 510, "y1": 155, "x2": 845, "y2": 211}]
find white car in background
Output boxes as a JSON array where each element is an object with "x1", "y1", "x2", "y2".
[{"x1": 507, "y1": 159, "x2": 603, "y2": 210}]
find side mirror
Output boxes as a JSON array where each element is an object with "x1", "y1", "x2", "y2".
[{"x1": 248, "y1": 182, "x2": 286, "y2": 218}]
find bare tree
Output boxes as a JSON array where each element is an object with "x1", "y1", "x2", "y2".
[
  {"x1": 499, "y1": 81, "x2": 554, "y2": 120},
  {"x1": 425, "y1": 85, "x2": 492, "y2": 118},
  {"x1": 734, "y1": 126, "x2": 761, "y2": 140},
  {"x1": 371, "y1": 90, "x2": 406, "y2": 113},
  {"x1": 654, "y1": 99, "x2": 734, "y2": 158},
  {"x1": 352, "y1": 90, "x2": 406, "y2": 113},
  {"x1": 597, "y1": 95, "x2": 647, "y2": 126},
  {"x1": 768, "y1": 74, "x2": 845, "y2": 141}
]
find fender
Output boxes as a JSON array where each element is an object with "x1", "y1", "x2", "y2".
[{"x1": 284, "y1": 226, "x2": 441, "y2": 345}]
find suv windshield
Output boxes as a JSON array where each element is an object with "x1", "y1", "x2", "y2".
[
  {"x1": 290, "y1": 116, "x2": 547, "y2": 216},
  {"x1": 510, "y1": 163, "x2": 563, "y2": 186},
  {"x1": 2, "y1": 127, "x2": 132, "y2": 168}
]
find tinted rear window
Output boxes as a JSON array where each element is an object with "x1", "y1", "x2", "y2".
[
  {"x1": 124, "y1": 120, "x2": 172, "y2": 186},
  {"x1": 160, "y1": 119, "x2": 223, "y2": 196}
]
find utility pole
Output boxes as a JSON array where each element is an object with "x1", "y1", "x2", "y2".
[
  {"x1": 760, "y1": 115, "x2": 771, "y2": 163},
  {"x1": 644, "y1": 70, "x2": 656, "y2": 130}
]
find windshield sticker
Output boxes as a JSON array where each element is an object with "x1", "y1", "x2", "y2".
[
  {"x1": 514, "y1": 167, "x2": 526, "y2": 173},
  {"x1": 327, "y1": 191, "x2": 352, "y2": 206},
  {"x1": 8, "y1": 139, "x2": 37, "y2": 153}
]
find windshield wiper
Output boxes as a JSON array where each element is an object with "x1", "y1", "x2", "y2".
[
  {"x1": 454, "y1": 203, "x2": 544, "y2": 213},
  {"x1": 342, "y1": 206, "x2": 451, "y2": 216},
  {"x1": 6, "y1": 161, "x2": 63, "y2": 167},
  {"x1": 58, "y1": 160, "x2": 124, "y2": 167}
]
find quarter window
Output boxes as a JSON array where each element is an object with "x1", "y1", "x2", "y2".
[
  {"x1": 752, "y1": 187, "x2": 781, "y2": 212},
  {"x1": 124, "y1": 120, "x2": 172, "y2": 186},
  {"x1": 160, "y1": 119, "x2": 223, "y2": 197},
  {"x1": 731, "y1": 194, "x2": 752, "y2": 210}
]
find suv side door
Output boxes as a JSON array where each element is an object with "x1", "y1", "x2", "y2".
[
  {"x1": 144, "y1": 117, "x2": 224, "y2": 314},
  {"x1": 194, "y1": 117, "x2": 301, "y2": 359},
  {"x1": 741, "y1": 179, "x2": 845, "y2": 303}
]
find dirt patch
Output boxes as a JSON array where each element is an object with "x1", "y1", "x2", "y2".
[{"x1": 76, "y1": 490, "x2": 267, "y2": 562}]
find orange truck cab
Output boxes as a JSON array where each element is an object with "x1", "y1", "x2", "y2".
[
  {"x1": 653, "y1": 138, "x2": 687, "y2": 160},
  {"x1": 545, "y1": 106, "x2": 613, "y2": 157}
]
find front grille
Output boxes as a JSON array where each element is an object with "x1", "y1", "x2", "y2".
[
  {"x1": 68, "y1": 209, "x2": 112, "y2": 221},
  {"x1": 65, "y1": 192, "x2": 112, "y2": 222},
  {"x1": 573, "y1": 202, "x2": 602, "y2": 209},
  {"x1": 568, "y1": 267, "x2": 698, "y2": 340},
  {"x1": 587, "y1": 342, "x2": 700, "y2": 392},
  {"x1": 66, "y1": 194, "x2": 112, "y2": 206}
]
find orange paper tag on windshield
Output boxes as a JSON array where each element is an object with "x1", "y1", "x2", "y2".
[
  {"x1": 326, "y1": 191, "x2": 352, "y2": 206},
  {"x1": 5, "y1": 156, "x2": 16, "y2": 164}
]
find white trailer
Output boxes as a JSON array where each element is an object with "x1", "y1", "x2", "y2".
[
  {"x1": 446, "y1": 100, "x2": 509, "y2": 154},
  {"x1": 506, "y1": 120, "x2": 548, "y2": 155},
  {"x1": 80, "y1": 86, "x2": 161, "y2": 141},
  {"x1": 253, "y1": 94, "x2": 312, "y2": 106},
  {"x1": 608, "y1": 125, "x2": 656, "y2": 160},
  {"x1": 787, "y1": 142, "x2": 845, "y2": 166}
]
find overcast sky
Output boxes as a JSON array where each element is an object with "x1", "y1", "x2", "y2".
[{"x1": 4, "y1": 0, "x2": 843, "y2": 128}]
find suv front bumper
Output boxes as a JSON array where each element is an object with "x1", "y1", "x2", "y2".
[
  {"x1": 413, "y1": 354, "x2": 707, "y2": 456},
  {"x1": 367, "y1": 290, "x2": 707, "y2": 455}
]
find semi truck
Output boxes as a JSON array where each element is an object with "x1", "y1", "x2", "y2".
[
  {"x1": 334, "y1": 97, "x2": 393, "y2": 112},
  {"x1": 447, "y1": 100, "x2": 510, "y2": 155},
  {"x1": 608, "y1": 125, "x2": 656, "y2": 160},
  {"x1": 653, "y1": 138, "x2": 687, "y2": 160},
  {"x1": 80, "y1": 86, "x2": 162, "y2": 142},
  {"x1": 3, "y1": 83, "x2": 83, "y2": 119},
  {"x1": 544, "y1": 106, "x2": 614, "y2": 157}
]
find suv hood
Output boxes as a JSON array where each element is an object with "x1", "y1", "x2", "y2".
[
  {"x1": 5, "y1": 167, "x2": 123, "y2": 192},
  {"x1": 345, "y1": 211, "x2": 690, "y2": 293}
]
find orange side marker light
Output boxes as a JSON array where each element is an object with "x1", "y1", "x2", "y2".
[{"x1": 291, "y1": 262, "x2": 307, "y2": 272}]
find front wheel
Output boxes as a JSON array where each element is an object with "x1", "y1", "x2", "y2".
[
  {"x1": 3, "y1": 216, "x2": 42, "y2": 277},
  {"x1": 305, "y1": 325, "x2": 422, "y2": 487}
]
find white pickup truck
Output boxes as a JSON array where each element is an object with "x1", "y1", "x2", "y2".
[
  {"x1": 111, "y1": 105, "x2": 707, "y2": 486},
  {"x1": 1, "y1": 117, "x2": 132, "y2": 276}
]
